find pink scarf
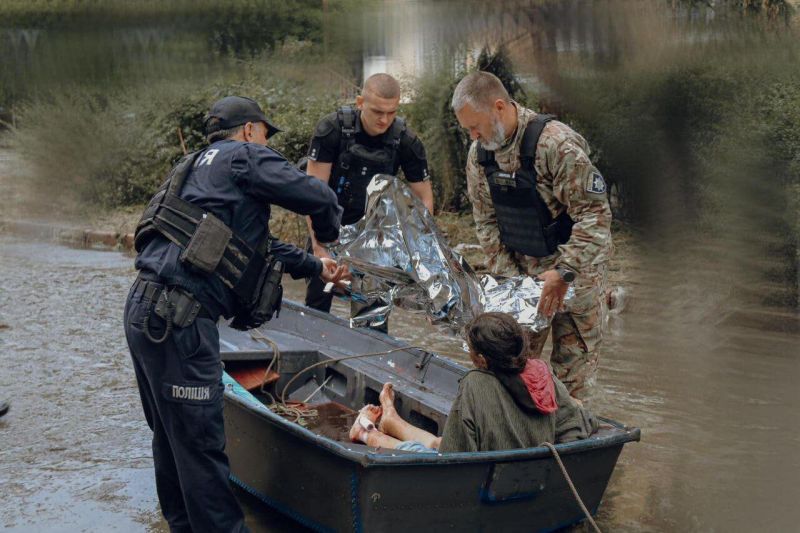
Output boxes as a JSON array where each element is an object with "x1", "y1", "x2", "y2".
[{"x1": 518, "y1": 359, "x2": 558, "y2": 414}]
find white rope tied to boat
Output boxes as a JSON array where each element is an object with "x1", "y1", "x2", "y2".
[{"x1": 542, "y1": 442, "x2": 603, "y2": 533}]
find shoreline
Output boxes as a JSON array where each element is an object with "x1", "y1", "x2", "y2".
[{"x1": 0, "y1": 208, "x2": 635, "y2": 289}]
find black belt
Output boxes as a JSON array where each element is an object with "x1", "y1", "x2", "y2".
[{"x1": 134, "y1": 272, "x2": 215, "y2": 321}]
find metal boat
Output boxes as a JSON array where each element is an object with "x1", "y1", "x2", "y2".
[{"x1": 220, "y1": 301, "x2": 640, "y2": 532}]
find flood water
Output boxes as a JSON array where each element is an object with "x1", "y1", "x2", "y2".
[
  {"x1": 1, "y1": 229, "x2": 798, "y2": 532},
  {"x1": 2, "y1": 0, "x2": 799, "y2": 529}
]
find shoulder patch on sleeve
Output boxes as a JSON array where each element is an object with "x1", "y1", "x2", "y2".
[{"x1": 586, "y1": 171, "x2": 607, "y2": 194}]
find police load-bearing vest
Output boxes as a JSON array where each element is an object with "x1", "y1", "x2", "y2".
[
  {"x1": 477, "y1": 114, "x2": 574, "y2": 258},
  {"x1": 134, "y1": 152, "x2": 283, "y2": 330},
  {"x1": 332, "y1": 106, "x2": 405, "y2": 225}
]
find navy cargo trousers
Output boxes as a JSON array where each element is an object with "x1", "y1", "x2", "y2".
[{"x1": 124, "y1": 276, "x2": 248, "y2": 533}]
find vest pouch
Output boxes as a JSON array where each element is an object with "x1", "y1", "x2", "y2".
[
  {"x1": 179, "y1": 213, "x2": 232, "y2": 274},
  {"x1": 229, "y1": 257, "x2": 285, "y2": 331}
]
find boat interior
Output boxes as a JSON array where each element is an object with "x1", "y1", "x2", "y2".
[
  {"x1": 220, "y1": 302, "x2": 630, "y2": 449},
  {"x1": 219, "y1": 302, "x2": 466, "y2": 443}
]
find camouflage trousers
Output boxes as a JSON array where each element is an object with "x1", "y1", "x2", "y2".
[{"x1": 526, "y1": 264, "x2": 608, "y2": 400}]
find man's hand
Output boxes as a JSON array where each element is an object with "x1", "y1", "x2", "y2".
[
  {"x1": 319, "y1": 257, "x2": 349, "y2": 287},
  {"x1": 537, "y1": 269, "x2": 569, "y2": 318},
  {"x1": 320, "y1": 257, "x2": 345, "y2": 283},
  {"x1": 315, "y1": 245, "x2": 352, "y2": 285}
]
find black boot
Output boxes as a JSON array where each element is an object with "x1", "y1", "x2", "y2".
[{"x1": 0, "y1": 401, "x2": 9, "y2": 418}]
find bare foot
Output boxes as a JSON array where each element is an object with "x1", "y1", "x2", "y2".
[
  {"x1": 378, "y1": 383, "x2": 397, "y2": 433},
  {"x1": 349, "y1": 404, "x2": 382, "y2": 443}
]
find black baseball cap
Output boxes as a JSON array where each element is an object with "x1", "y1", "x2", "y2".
[{"x1": 204, "y1": 96, "x2": 282, "y2": 138}]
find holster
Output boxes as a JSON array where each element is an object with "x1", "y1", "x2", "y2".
[
  {"x1": 154, "y1": 287, "x2": 203, "y2": 328},
  {"x1": 229, "y1": 256, "x2": 285, "y2": 331}
]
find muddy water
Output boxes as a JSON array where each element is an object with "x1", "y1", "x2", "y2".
[{"x1": 1, "y1": 235, "x2": 798, "y2": 532}]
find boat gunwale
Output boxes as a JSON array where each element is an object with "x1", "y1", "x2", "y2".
[
  {"x1": 223, "y1": 371, "x2": 641, "y2": 467},
  {"x1": 223, "y1": 300, "x2": 640, "y2": 466}
]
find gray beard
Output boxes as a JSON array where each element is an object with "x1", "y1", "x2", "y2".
[{"x1": 478, "y1": 116, "x2": 506, "y2": 151}]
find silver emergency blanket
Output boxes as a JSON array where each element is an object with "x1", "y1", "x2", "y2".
[
  {"x1": 334, "y1": 175, "x2": 483, "y2": 332},
  {"x1": 481, "y1": 275, "x2": 574, "y2": 332},
  {"x1": 333, "y1": 174, "x2": 572, "y2": 335}
]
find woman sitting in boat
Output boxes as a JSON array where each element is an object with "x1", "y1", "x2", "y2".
[{"x1": 349, "y1": 312, "x2": 598, "y2": 453}]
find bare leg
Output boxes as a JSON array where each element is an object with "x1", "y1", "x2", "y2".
[
  {"x1": 349, "y1": 405, "x2": 404, "y2": 449},
  {"x1": 378, "y1": 383, "x2": 441, "y2": 449},
  {"x1": 363, "y1": 429, "x2": 403, "y2": 449}
]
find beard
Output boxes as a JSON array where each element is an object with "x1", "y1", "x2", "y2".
[{"x1": 478, "y1": 114, "x2": 506, "y2": 151}]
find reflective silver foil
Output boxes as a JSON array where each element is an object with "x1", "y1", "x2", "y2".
[
  {"x1": 333, "y1": 175, "x2": 573, "y2": 335},
  {"x1": 334, "y1": 175, "x2": 483, "y2": 332},
  {"x1": 480, "y1": 275, "x2": 575, "y2": 332}
]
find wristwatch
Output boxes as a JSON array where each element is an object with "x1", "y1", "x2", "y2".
[{"x1": 555, "y1": 266, "x2": 576, "y2": 283}]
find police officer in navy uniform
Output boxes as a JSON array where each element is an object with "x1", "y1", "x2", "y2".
[
  {"x1": 124, "y1": 96, "x2": 344, "y2": 532},
  {"x1": 304, "y1": 73, "x2": 432, "y2": 331}
]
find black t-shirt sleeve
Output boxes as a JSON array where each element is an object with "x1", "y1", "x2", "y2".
[
  {"x1": 398, "y1": 129, "x2": 430, "y2": 183},
  {"x1": 307, "y1": 113, "x2": 340, "y2": 164}
]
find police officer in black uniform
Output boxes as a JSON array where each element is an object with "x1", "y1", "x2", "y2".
[
  {"x1": 124, "y1": 96, "x2": 343, "y2": 532},
  {"x1": 304, "y1": 73, "x2": 432, "y2": 331}
]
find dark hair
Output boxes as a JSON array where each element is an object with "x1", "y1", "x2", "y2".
[
  {"x1": 466, "y1": 312, "x2": 527, "y2": 373},
  {"x1": 205, "y1": 117, "x2": 244, "y2": 144}
]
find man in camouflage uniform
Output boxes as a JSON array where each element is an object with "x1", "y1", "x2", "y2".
[{"x1": 452, "y1": 71, "x2": 612, "y2": 400}]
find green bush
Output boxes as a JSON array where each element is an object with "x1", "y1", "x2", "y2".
[
  {"x1": 12, "y1": 90, "x2": 165, "y2": 208},
  {"x1": 403, "y1": 71, "x2": 469, "y2": 211},
  {"x1": 12, "y1": 76, "x2": 341, "y2": 208},
  {"x1": 403, "y1": 45, "x2": 530, "y2": 211}
]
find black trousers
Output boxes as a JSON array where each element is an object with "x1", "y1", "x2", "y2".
[{"x1": 124, "y1": 277, "x2": 248, "y2": 533}]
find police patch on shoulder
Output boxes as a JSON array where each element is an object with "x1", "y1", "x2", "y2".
[{"x1": 586, "y1": 171, "x2": 607, "y2": 194}]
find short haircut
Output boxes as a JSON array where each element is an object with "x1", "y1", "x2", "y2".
[
  {"x1": 451, "y1": 71, "x2": 511, "y2": 112},
  {"x1": 362, "y1": 73, "x2": 401, "y2": 100},
  {"x1": 206, "y1": 118, "x2": 244, "y2": 144},
  {"x1": 466, "y1": 312, "x2": 527, "y2": 373}
]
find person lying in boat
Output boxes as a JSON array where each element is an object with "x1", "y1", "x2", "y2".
[{"x1": 349, "y1": 312, "x2": 598, "y2": 453}]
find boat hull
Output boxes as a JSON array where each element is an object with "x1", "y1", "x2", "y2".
[{"x1": 220, "y1": 301, "x2": 639, "y2": 532}]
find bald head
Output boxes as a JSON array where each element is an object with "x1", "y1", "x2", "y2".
[
  {"x1": 451, "y1": 71, "x2": 511, "y2": 113},
  {"x1": 363, "y1": 73, "x2": 401, "y2": 100}
]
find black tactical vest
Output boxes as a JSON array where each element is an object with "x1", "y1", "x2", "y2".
[
  {"x1": 477, "y1": 114, "x2": 574, "y2": 258},
  {"x1": 134, "y1": 152, "x2": 283, "y2": 328},
  {"x1": 331, "y1": 106, "x2": 405, "y2": 225}
]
